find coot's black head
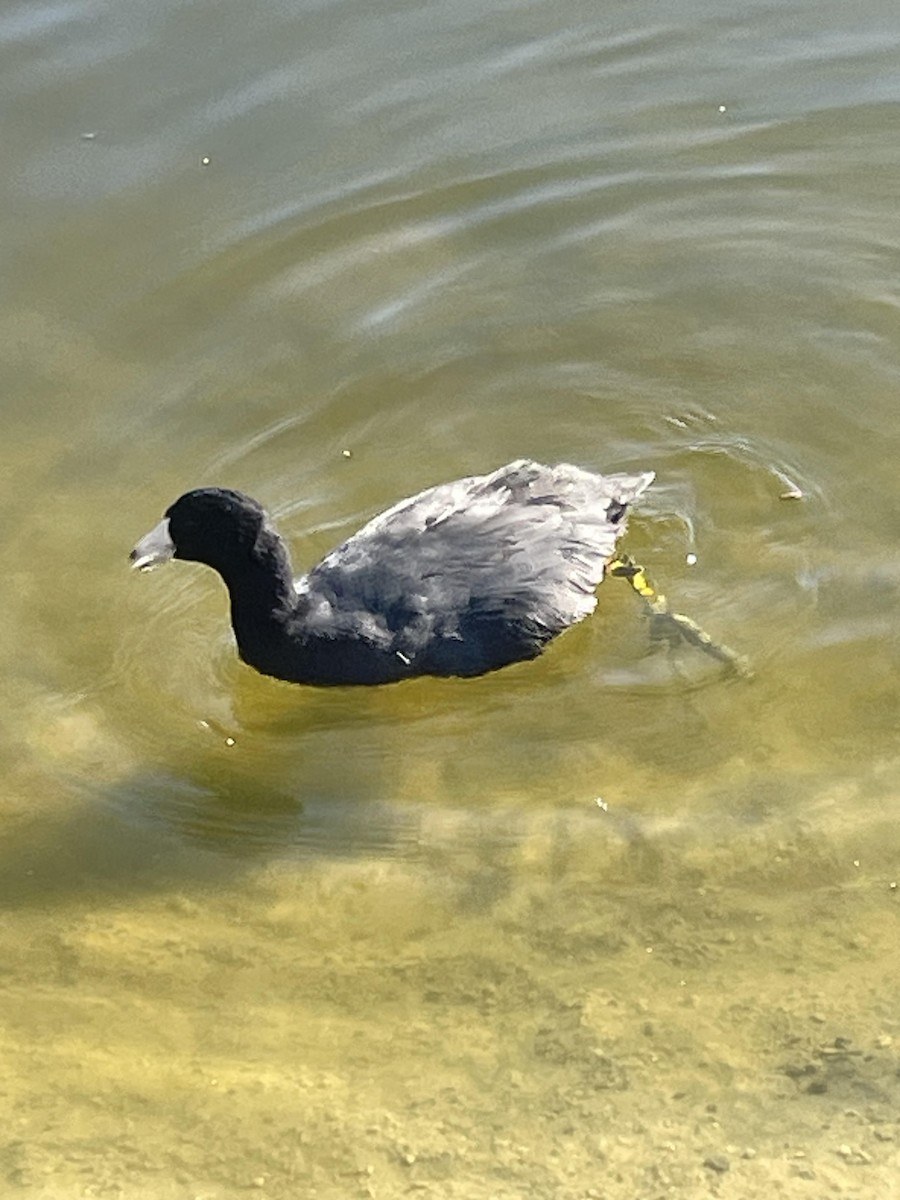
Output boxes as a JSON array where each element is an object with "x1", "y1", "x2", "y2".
[
  {"x1": 130, "y1": 487, "x2": 270, "y2": 576},
  {"x1": 167, "y1": 488, "x2": 268, "y2": 565}
]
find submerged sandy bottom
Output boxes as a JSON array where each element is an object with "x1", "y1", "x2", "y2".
[{"x1": 2, "y1": 782, "x2": 898, "y2": 1200}]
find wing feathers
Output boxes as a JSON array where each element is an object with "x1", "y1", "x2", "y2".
[{"x1": 301, "y1": 460, "x2": 652, "y2": 654}]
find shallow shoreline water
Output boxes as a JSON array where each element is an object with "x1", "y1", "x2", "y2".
[{"x1": 1, "y1": 0, "x2": 899, "y2": 1193}]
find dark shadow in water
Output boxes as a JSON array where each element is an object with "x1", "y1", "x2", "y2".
[
  {"x1": 0, "y1": 754, "x2": 422, "y2": 913},
  {"x1": 0, "y1": 797, "x2": 228, "y2": 912}
]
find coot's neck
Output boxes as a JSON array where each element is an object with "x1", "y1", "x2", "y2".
[{"x1": 215, "y1": 526, "x2": 298, "y2": 670}]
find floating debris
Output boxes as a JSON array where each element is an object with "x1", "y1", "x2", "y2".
[
  {"x1": 201, "y1": 155, "x2": 211, "y2": 166},
  {"x1": 685, "y1": 553, "x2": 698, "y2": 566},
  {"x1": 199, "y1": 718, "x2": 236, "y2": 747},
  {"x1": 769, "y1": 464, "x2": 804, "y2": 500},
  {"x1": 341, "y1": 448, "x2": 352, "y2": 458}
]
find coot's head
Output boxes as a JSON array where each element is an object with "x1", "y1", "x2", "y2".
[{"x1": 130, "y1": 488, "x2": 268, "y2": 574}]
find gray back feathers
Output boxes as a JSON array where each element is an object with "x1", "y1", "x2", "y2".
[{"x1": 299, "y1": 460, "x2": 653, "y2": 657}]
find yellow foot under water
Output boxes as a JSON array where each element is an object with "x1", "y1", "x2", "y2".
[{"x1": 608, "y1": 555, "x2": 752, "y2": 678}]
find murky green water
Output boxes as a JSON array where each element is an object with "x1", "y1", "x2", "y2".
[{"x1": 1, "y1": 0, "x2": 898, "y2": 1195}]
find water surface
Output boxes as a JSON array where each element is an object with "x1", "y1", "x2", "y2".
[{"x1": 1, "y1": 0, "x2": 898, "y2": 1195}]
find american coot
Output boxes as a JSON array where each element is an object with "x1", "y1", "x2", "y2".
[{"x1": 130, "y1": 459, "x2": 654, "y2": 686}]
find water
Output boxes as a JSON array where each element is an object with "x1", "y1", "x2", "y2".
[{"x1": 1, "y1": 0, "x2": 898, "y2": 1194}]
